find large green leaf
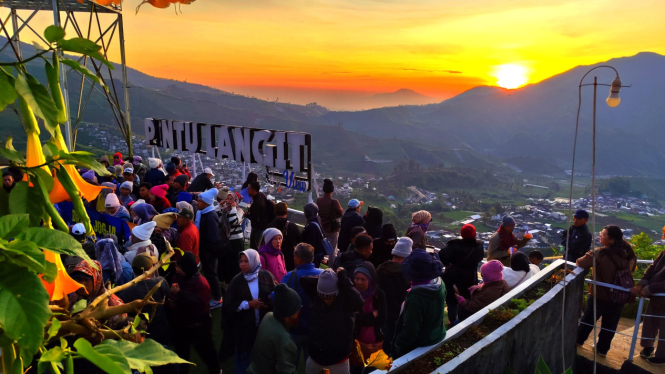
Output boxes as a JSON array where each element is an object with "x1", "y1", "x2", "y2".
[
  {"x1": 44, "y1": 26, "x2": 66, "y2": 44},
  {"x1": 73, "y1": 338, "x2": 130, "y2": 374},
  {"x1": 1, "y1": 240, "x2": 46, "y2": 273},
  {"x1": 8, "y1": 181, "x2": 28, "y2": 214},
  {"x1": 61, "y1": 59, "x2": 106, "y2": 88},
  {"x1": 59, "y1": 151, "x2": 110, "y2": 175},
  {"x1": 39, "y1": 346, "x2": 67, "y2": 363},
  {"x1": 0, "y1": 214, "x2": 29, "y2": 238},
  {"x1": 58, "y1": 38, "x2": 114, "y2": 70},
  {"x1": 70, "y1": 299, "x2": 87, "y2": 314},
  {"x1": 0, "y1": 147, "x2": 25, "y2": 164},
  {"x1": 14, "y1": 72, "x2": 59, "y2": 134},
  {"x1": 0, "y1": 262, "x2": 51, "y2": 355},
  {"x1": 100, "y1": 339, "x2": 190, "y2": 373},
  {"x1": 17, "y1": 227, "x2": 93, "y2": 264},
  {"x1": 0, "y1": 68, "x2": 17, "y2": 111},
  {"x1": 31, "y1": 167, "x2": 55, "y2": 195}
]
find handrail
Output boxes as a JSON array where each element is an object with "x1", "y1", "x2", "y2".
[{"x1": 583, "y1": 279, "x2": 665, "y2": 297}]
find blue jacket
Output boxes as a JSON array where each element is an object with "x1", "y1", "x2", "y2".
[
  {"x1": 280, "y1": 263, "x2": 322, "y2": 335},
  {"x1": 145, "y1": 168, "x2": 166, "y2": 188}
]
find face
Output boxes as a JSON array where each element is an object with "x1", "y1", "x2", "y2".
[
  {"x1": 174, "y1": 182, "x2": 184, "y2": 190},
  {"x1": 284, "y1": 310, "x2": 300, "y2": 327},
  {"x1": 124, "y1": 173, "x2": 134, "y2": 182},
  {"x1": 239, "y1": 254, "x2": 250, "y2": 273},
  {"x1": 248, "y1": 185, "x2": 257, "y2": 196},
  {"x1": 101, "y1": 160, "x2": 109, "y2": 167},
  {"x1": 322, "y1": 297, "x2": 336, "y2": 306},
  {"x1": 3, "y1": 175, "x2": 13, "y2": 188},
  {"x1": 530, "y1": 257, "x2": 542, "y2": 266},
  {"x1": 149, "y1": 193, "x2": 156, "y2": 202},
  {"x1": 503, "y1": 224, "x2": 515, "y2": 233},
  {"x1": 107, "y1": 206, "x2": 118, "y2": 215},
  {"x1": 354, "y1": 272, "x2": 369, "y2": 292},
  {"x1": 197, "y1": 199, "x2": 208, "y2": 210},
  {"x1": 359, "y1": 243, "x2": 373, "y2": 259},
  {"x1": 113, "y1": 155, "x2": 120, "y2": 162},
  {"x1": 139, "y1": 186, "x2": 150, "y2": 199},
  {"x1": 166, "y1": 175, "x2": 175, "y2": 187},
  {"x1": 76, "y1": 278, "x2": 94, "y2": 297},
  {"x1": 120, "y1": 187, "x2": 131, "y2": 196},
  {"x1": 573, "y1": 216, "x2": 588, "y2": 227},
  {"x1": 175, "y1": 263, "x2": 185, "y2": 276},
  {"x1": 176, "y1": 216, "x2": 189, "y2": 227},
  {"x1": 271, "y1": 235, "x2": 283, "y2": 250},
  {"x1": 600, "y1": 229, "x2": 614, "y2": 247},
  {"x1": 226, "y1": 194, "x2": 236, "y2": 205}
]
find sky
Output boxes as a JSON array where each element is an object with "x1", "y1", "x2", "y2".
[{"x1": 3, "y1": 0, "x2": 665, "y2": 109}]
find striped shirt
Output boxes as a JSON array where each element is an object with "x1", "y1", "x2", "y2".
[{"x1": 229, "y1": 207, "x2": 244, "y2": 240}]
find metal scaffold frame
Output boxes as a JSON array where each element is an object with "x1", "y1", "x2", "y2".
[{"x1": 0, "y1": 0, "x2": 132, "y2": 155}]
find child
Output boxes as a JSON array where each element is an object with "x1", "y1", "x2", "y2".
[
  {"x1": 118, "y1": 181, "x2": 134, "y2": 207},
  {"x1": 528, "y1": 250, "x2": 544, "y2": 266},
  {"x1": 456, "y1": 260, "x2": 509, "y2": 321}
]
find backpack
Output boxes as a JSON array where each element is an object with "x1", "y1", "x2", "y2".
[
  {"x1": 216, "y1": 209, "x2": 231, "y2": 246},
  {"x1": 264, "y1": 197, "x2": 276, "y2": 224},
  {"x1": 608, "y1": 254, "x2": 635, "y2": 304}
]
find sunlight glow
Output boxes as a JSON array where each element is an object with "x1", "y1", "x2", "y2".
[{"x1": 494, "y1": 64, "x2": 529, "y2": 89}]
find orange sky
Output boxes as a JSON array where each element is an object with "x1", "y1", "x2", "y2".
[{"x1": 4, "y1": 0, "x2": 665, "y2": 106}]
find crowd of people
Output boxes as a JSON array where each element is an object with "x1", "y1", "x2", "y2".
[{"x1": 5, "y1": 152, "x2": 665, "y2": 372}]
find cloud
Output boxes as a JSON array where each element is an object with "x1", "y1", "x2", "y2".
[{"x1": 400, "y1": 68, "x2": 463, "y2": 74}]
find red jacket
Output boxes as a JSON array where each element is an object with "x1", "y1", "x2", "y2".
[
  {"x1": 177, "y1": 221, "x2": 200, "y2": 264},
  {"x1": 179, "y1": 167, "x2": 191, "y2": 180}
]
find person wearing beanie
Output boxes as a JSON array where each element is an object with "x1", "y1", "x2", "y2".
[
  {"x1": 100, "y1": 154, "x2": 110, "y2": 168},
  {"x1": 247, "y1": 283, "x2": 301, "y2": 374},
  {"x1": 363, "y1": 206, "x2": 384, "y2": 240},
  {"x1": 124, "y1": 221, "x2": 158, "y2": 264},
  {"x1": 144, "y1": 157, "x2": 166, "y2": 188},
  {"x1": 81, "y1": 169, "x2": 98, "y2": 185},
  {"x1": 369, "y1": 223, "x2": 397, "y2": 269},
  {"x1": 488, "y1": 215, "x2": 530, "y2": 267},
  {"x1": 258, "y1": 228, "x2": 288, "y2": 281},
  {"x1": 111, "y1": 152, "x2": 123, "y2": 166},
  {"x1": 300, "y1": 267, "x2": 364, "y2": 373},
  {"x1": 113, "y1": 164, "x2": 123, "y2": 177},
  {"x1": 301, "y1": 202, "x2": 326, "y2": 267},
  {"x1": 350, "y1": 262, "x2": 387, "y2": 374},
  {"x1": 406, "y1": 210, "x2": 432, "y2": 250},
  {"x1": 217, "y1": 185, "x2": 230, "y2": 202},
  {"x1": 245, "y1": 180, "x2": 271, "y2": 249},
  {"x1": 456, "y1": 260, "x2": 510, "y2": 322},
  {"x1": 376, "y1": 237, "x2": 412, "y2": 355},
  {"x1": 221, "y1": 249, "x2": 277, "y2": 373},
  {"x1": 167, "y1": 174, "x2": 190, "y2": 207},
  {"x1": 118, "y1": 253, "x2": 171, "y2": 345},
  {"x1": 165, "y1": 162, "x2": 181, "y2": 177},
  {"x1": 316, "y1": 178, "x2": 344, "y2": 266},
  {"x1": 267, "y1": 201, "x2": 302, "y2": 271},
  {"x1": 149, "y1": 184, "x2": 171, "y2": 213},
  {"x1": 170, "y1": 156, "x2": 191, "y2": 180},
  {"x1": 166, "y1": 251, "x2": 220, "y2": 374},
  {"x1": 117, "y1": 180, "x2": 135, "y2": 207},
  {"x1": 279, "y1": 243, "x2": 323, "y2": 364},
  {"x1": 503, "y1": 252, "x2": 540, "y2": 290},
  {"x1": 337, "y1": 198, "x2": 365, "y2": 256},
  {"x1": 334, "y1": 233, "x2": 373, "y2": 275},
  {"x1": 105, "y1": 193, "x2": 131, "y2": 222},
  {"x1": 560, "y1": 209, "x2": 593, "y2": 263},
  {"x1": 439, "y1": 224, "x2": 485, "y2": 324},
  {"x1": 193, "y1": 187, "x2": 223, "y2": 307}
]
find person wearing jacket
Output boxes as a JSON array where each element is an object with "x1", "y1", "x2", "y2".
[
  {"x1": 221, "y1": 249, "x2": 277, "y2": 374},
  {"x1": 633, "y1": 239, "x2": 665, "y2": 365},
  {"x1": 393, "y1": 248, "x2": 445, "y2": 358},
  {"x1": 369, "y1": 224, "x2": 397, "y2": 269},
  {"x1": 407, "y1": 210, "x2": 431, "y2": 249},
  {"x1": 176, "y1": 208, "x2": 199, "y2": 264},
  {"x1": 267, "y1": 202, "x2": 301, "y2": 271},
  {"x1": 246, "y1": 181, "x2": 270, "y2": 249},
  {"x1": 577, "y1": 225, "x2": 637, "y2": 357},
  {"x1": 440, "y1": 224, "x2": 485, "y2": 323},
  {"x1": 149, "y1": 184, "x2": 171, "y2": 213},
  {"x1": 351, "y1": 262, "x2": 387, "y2": 374},
  {"x1": 363, "y1": 206, "x2": 383, "y2": 240},
  {"x1": 280, "y1": 243, "x2": 323, "y2": 365},
  {"x1": 219, "y1": 189, "x2": 245, "y2": 284},
  {"x1": 166, "y1": 252, "x2": 220, "y2": 374},
  {"x1": 457, "y1": 260, "x2": 510, "y2": 322},
  {"x1": 487, "y1": 215, "x2": 529, "y2": 267},
  {"x1": 117, "y1": 181, "x2": 135, "y2": 207},
  {"x1": 338, "y1": 199, "x2": 366, "y2": 254},
  {"x1": 196, "y1": 188, "x2": 223, "y2": 308},
  {"x1": 377, "y1": 237, "x2": 412, "y2": 355},
  {"x1": 187, "y1": 167, "x2": 215, "y2": 193},
  {"x1": 561, "y1": 209, "x2": 593, "y2": 262},
  {"x1": 167, "y1": 175, "x2": 189, "y2": 207},
  {"x1": 301, "y1": 203, "x2": 326, "y2": 267},
  {"x1": 259, "y1": 228, "x2": 288, "y2": 281},
  {"x1": 124, "y1": 221, "x2": 159, "y2": 264},
  {"x1": 300, "y1": 268, "x2": 364, "y2": 374},
  {"x1": 334, "y1": 234, "x2": 373, "y2": 275},
  {"x1": 247, "y1": 284, "x2": 302, "y2": 374},
  {"x1": 502, "y1": 252, "x2": 540, "y2": 290},
  {"x1": 316, "y1": 178, "x2": 344, "y2": 266},
  {"x1": 104, "y1": 193, "x2": 131, "y2": 222},
  {"x1": 145, "y1": 158, "x2": 166, "y2": 187}
]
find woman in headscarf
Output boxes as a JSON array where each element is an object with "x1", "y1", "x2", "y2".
[
  {"x1": 94, "y1": 238, "x2": 134, "y2": 285},
  {"x1": 369, "y1": 223, "x2": 397, "y2": 269},
  {"x1": 301, "y1": 202, "x2": 326, "y2": 267},
  {"x1": 68, "y1": 260, "x2": 127, "y2": 328},
  {"x1": 132, "y1": 203, "x2": 158, "y2": 225},
  {"x1": 112, "y1": 152, "x2": 124, "y2": 166},
  {"x1": 176, "y1": 201, "x2": 194, "y2": 214},
  {"x1": 487, "y1": 215, "x2": 530, "y2": 267},
  {"x1": 502, "y1": 252, "x2": 540, "y2": 289},
  {"x1": 258, "y1": 228, "x2": 287, "y2": 281},
  {"x1": 406, "y1": 210, "x2": 431, "y2": 250},
  {"x1": 363, "y1": 207, "x2": 383, "y2": 240},
  {"x1": 350, "y1": 261, "x2": 387, "y2": 374},
  {"x1": 221, "y1": 249, "x2": 277, "y2": 374}
]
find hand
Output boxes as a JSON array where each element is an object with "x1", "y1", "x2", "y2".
[
  {"x1": 630, "y1": 285, "x2": 644, "y2": 296},
  {"x1": 248, "y1": 299, "x2": 266, "y2": 309},
  {"x1": 170, "y1": 283, "x2": 180, "y2": 295},
  {"x1": 336, "y1": 267, "x2": 345, "y2": 274},
  {"x1": 373, "y1": 310, "x2": 379, "y2": 318},
  {"x1": 229, "y1": 201, "x2": 237, "y2": 208}
]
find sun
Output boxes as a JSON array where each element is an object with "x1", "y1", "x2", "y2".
[{"x1": 493, "y1": 64, "x2": 529, "y2": 89}]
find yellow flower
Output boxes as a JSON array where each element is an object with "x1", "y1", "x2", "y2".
[{"x1": 41, "y1": 250, "x2": 84, "y2": 301}]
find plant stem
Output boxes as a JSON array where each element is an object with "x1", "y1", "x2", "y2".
[{"x1": 0, "y1": 49, "x2": 53, "y2": 66}]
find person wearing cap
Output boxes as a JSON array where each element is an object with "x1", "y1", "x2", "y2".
[
  {"x1": 175, "y1": 208, "x2": 199, "y2": 264},
  {"x1": 246, "y1": 180, "x2": 271, "y2": 249},
  {"x1": 247, "y1": 283, "x2": 302, "y2": 374},
  {"x1": 280, "y1": 243, "x2": 323, "y2": 364},
  {"x1": 118, "y1": 253, "x2": 171, "y2": 345},
  {"x1": 259, "y1": 228, "x2": 287, "y2": 281},
  {"x1": 457, "y1": 260, "x2": 509, "y2": 322},
  {"x1": 377, "y1": 237, "x2": 412, "y2": 355},
  {"x1": 407, "y1": 210, "x2": 432, "y2": 249},
  {"x1": 316, "y1": 178, "x2": 344, "y2": 265},
  {"x1": 338, "y1": 198, "x2": 366, "y2": 254},
  {"x1": 195, "y1": 188, "x2": 223, "y2": 307},
  {"x1": 187, "y1": 167, "x2": 215, "y2": 193},
  {"x1": 62, "y1": 223, "x2": 95, "y2": 272},
  {"x1": 149, "y1": 184, "x2": 171, "y2": 213},
  {"x1": 393, "y1": 248, "x2": 445, "y2": 358},
  {"x1": 121, "y1": 167, "x2": 141, "y2": 197},
  {"x1": 166, "y1": 251, "x2": 221, "y2": 374},
  {"x1": 439, "y1": 224, "x2": 485, "y2": 324},
  {"x1": 221, "y1": 249, "x2": 277, "y2": 374},
  {"x1": 124, "y1": 221, "x2": 159, "y2": 264},
  {"x1": 300, "y1": 267, "x2": 364, "y2": 373},
  {"x1": 267, "y1": 202, "x2": 302, "y2": 271},
  {"x1": 117, "y1": 181, "x2": 135, "y2": 207},
  {"x1": 218, "y1": 188, "x2": 246, "y2": 284},
  {"x1": 487, "y1": 215, "x2": 530, "y2": 267},
  {"x1": 560, "y1": 209, "x2": 592, "y2": 262},
  {"x1": 369, "y1": 223, "x2": 397, "y2": 269},
  {"x1": 105, "y1": 193, "x2": 131, "y2": 222},
  {"x1": 168, "y1": 174, "x2": 190, "y2": 207},
  {"x1": 334, "y1": 233, "x2": 373, "y2": 275}
]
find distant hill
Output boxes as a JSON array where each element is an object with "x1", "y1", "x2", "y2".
[{"x1": 359, "y1": 89, "x2": 439, "y2": 109}]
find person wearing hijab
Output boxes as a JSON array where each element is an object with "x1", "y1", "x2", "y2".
[
  {"x1": 350, "y1": 262, "x2": 387, "y2": 374},
  {"x1": 487, "y1": 215, "x2": 530, "y2": 267},
  {"x1": 406, "y1": 210, "x2": 431, "y2": 250},
  {"x1": 502, "y1": 252, "x2": 540, "y2": 289},
  {"x1": 221, "y1": 249, "x2": 277, "y2": 374},
  {"x1": 368, "y1": 224, "x2": 397, "y2": 269},
  {"x1": 132, "y1": 203, "x2": 158, "y2": 225},
  {"x1": 363, "y1": 206, "x2": 383, "y2": 240},
  {"x1": 105, "y1": 194, "x2": 131, "y2": 222},
  {"x1": 166, "y1": 252, "x2": 220, "y2": 374},
  {"x1": 176, "y1": 201, "x2": 194, "y2": 214},
  {"x1": 68, "y1": 260, "x2": 126, "y2": 328},
  {"x1": 301, "y1": 203, "x2": 326, "y2": 267},
  {"x1": 267, "y1": 202, "x2": 301, "y2": 271},
  {"x1": 145, "y1": 158, "x2": 167, "y2": 187},
  {"x1": 456, "y1": 260, "x2": 510, "y2": 322},
  {"x1": 240, "y1": 172, "x2": 258, "y2": 204},
  {"x1": 259, "y1": 228, "x2": 287, "y2": 281},
  {"x1": 94, "y1": 238, "x2": 134, "y2": 285},
  {"x1": 124, "y1": 221, "x2": 159, "y2": 264},
  {"x1": 112, "y1": 152, "x2": 124, "y2": 166}
]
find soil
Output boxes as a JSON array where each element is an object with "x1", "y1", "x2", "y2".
[{"x1": 401, "y1": 279, "x2": 553, "y2": 374}]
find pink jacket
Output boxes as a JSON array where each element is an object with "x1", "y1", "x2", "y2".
[{"x1": 259, "y1": 251, "x2": 287, "y2": 281}]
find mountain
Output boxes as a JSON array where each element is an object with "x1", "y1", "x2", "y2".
[{"x1": 359, "y1": 89, "x2": 439, "y2": 109}]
